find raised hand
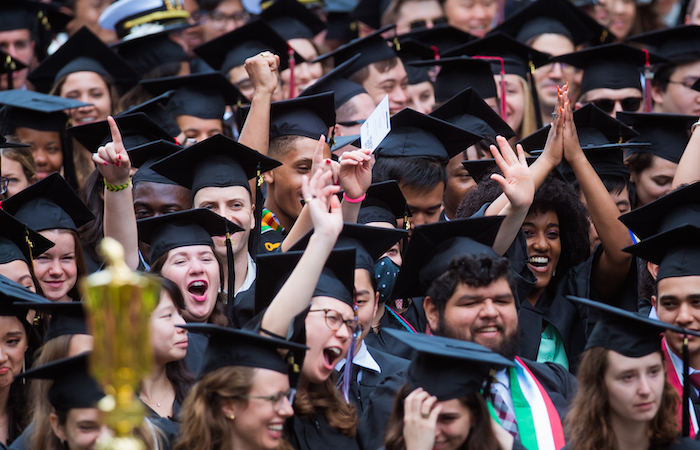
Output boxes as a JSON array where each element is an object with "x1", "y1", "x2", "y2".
[
  {"x1": 92, "y1": 116, "x2": 131, "y2": 186},
  {"x1": 540, "y1": 83, "x2": 567, "y2": 168},
  {"x1": 310, "y1": 135, "x2": 339, "y2": 185},
  {"x1": 338, "y1": 149, "x2": 373, "y2": 199},
  {"x1": 403, "y1": 388, "x2": 442, "y2": 450},
  {"x1": 561, "y1": 89, "x2": 585, "y2": 164},
  {"x1": 490, "y1": 136, "x2": 535, "y2": 210},
  {"x1": 301, "y1": 168, "x2": 343, "y2": 241},
  {"x1": 244, "y1": 51, "x2": 280, "y2": 98}
]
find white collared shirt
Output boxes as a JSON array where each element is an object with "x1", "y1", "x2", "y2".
[
  {"x1": 235, "y1": 253, "x2": 256, "y2": 296},
  {"x1": 492, "y1": 368, "x2": 515, "y2": 414},
  {"x1": 335, "y1": 341, "x2": 381, "y2": 383}
]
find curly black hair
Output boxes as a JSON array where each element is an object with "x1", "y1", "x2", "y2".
[{"x1": 457, "y1": 173, "x2": 591, "y2": 285}]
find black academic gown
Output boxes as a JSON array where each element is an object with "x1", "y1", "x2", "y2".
[
  {"x1": 183, "y1": 331, "x2": 206, "y2": 375},
  {"x1": 142, "y1": 399, "x2": 182, "y2": 450},
  {"x1": 364, "y1": 301, "x2": 427, "y2": 360},
  {"x1": 339, "y1": 345, "x2": 409, "y2": 414},
  {"x1": 288, "y1": 414, "x2": 362, "y2": 450},
  {"x1": 359, "y1": 356, "x2": 577, "y2": 450},
  {"x1": 228, "y1": 284, "x2": 255, "y2": 329}
]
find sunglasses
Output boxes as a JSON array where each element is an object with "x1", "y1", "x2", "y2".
[
  {"x1": 591, "y1": 97, "x2": 642, "y2": 113},
  {"x1": 409, "y1": 16, "x2": 448, "y2": 30}
]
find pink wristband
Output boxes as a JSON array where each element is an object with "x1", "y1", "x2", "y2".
[{"x1": 343, "y1": 192, "x2": 366, "y2": 203}]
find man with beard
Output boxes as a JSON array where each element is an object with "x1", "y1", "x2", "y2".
[{"x1": 359, "y1": 218, "x2": 577, "y2": 450}]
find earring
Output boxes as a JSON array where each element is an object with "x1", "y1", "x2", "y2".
[{"x1": 229, "y1": 414, "x2": 235, "y2": 420}]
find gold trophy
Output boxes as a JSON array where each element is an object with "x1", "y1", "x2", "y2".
[{"x1": 82, "y1": 238, "x2": 161, "y2": 450}]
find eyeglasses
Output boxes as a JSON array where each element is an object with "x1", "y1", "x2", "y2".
[
  {"x1": 408, "y1": 16, "x2": 448, "y2": 30},
  {"x1": 542, "y1": 62, "x2": 576, "y2": 75},
  {"x1": 308, "y1": 309, "x2": 363, "y2": 339},
  {"x1": 237, "y1": 388, "x2": 296, "y2": 412},
  {"x1": 204, "y1": 10, "x2": 250, "y2": 28},
  {"x1": 0, "y1": 177, "x2": 8, "y2": 195},
  {"x1": 337, "y1": 119, "x2": 366, "y2": 127},
  {"x1": 667, "y1": 78, "x2": 699, "y2": 90},
  {"x1": 591, "y1": 97, "x2": 642, "y2": 113}
]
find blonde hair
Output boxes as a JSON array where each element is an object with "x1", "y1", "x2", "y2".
[{"x1": 517, "y1": 75, "x2": 538, "y2": 140}]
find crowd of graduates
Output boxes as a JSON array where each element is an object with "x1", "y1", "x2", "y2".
[{"x1": 3, "y1": 0, "x2": 700, "y2": 449}]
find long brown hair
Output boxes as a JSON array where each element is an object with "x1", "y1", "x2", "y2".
[
  {"x1": 384, "y1": 383, "x2": 499, "y2": 450},
  {"x1": 566, "y1": 347, "x2": 680, "y2": 450},
  {"x1": 150, "y1": 249, "x2": 227, "y2": 327},
  {"x1": 293, "y1": 376, "x2": 359, "y2": 438},
  {"x1": 175, "y1": 366, "x2": 294, "y2": 450}
]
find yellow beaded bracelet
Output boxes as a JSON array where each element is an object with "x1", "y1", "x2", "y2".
[{"x1": 104, "y1": 180, "x2": 130, "y2": 192}]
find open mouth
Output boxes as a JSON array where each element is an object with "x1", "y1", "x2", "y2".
[
  {"x1": 322, "y1": 347, "x2": 342, "y2": 370},
  {"x1": 187, "y1": 280, "x2": 208, "y2": 302}
]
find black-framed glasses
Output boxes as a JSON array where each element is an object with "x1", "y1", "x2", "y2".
[
  {"x1": 308, "y1": 309, "x2": 363, "y2": 339},
  {"x1": 337, "y1": 119, "x2": 366, "y2": 127},
  {"x1": 591, "y1": 97, "x2": 642, "y2": 113},
  {"x1": 408, "y1": 16, "x2": 448, "y2": 30},
  {"x1": 237, "y1": 388, "x2": 296, "y2": 411},
  {"x1": 206, "y1": 10, "x2": 251, "y2": 28},
  {"x1": 0, "y1": 177, "x2": 8, "y2": 195}
]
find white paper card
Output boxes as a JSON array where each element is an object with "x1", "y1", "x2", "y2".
[{"x1": 360, "y1": 95, "x2": 391, "y2": 153}]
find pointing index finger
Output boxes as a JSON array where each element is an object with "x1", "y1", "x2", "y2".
[{"x1": 107, "y1": 116, "x2": 124, "y2": 151}]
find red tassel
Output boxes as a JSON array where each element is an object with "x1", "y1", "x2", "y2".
[
  {"x1": 642, "y1": 48, "x2": 653, "y2": 113},
  {"x1": 431, "y1": 45, "x2": 440, "y2": 60},
  {"x1": 288, "y1": 44, "x2": 296, "y2": 99}
]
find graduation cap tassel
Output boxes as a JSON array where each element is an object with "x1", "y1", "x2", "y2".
[
  {"x1": 430, "y1": 45, "x2": 440, "y2": 61},
  {"x1": 24, "y1": 228, "x2": 34, "y2": 271},
  {"x1": 225, "y1": 224, "x2": 235, "y2": 308},
  {"x1": 642, "y1": 49, "x2": 653, "y2": 113},
  {"x1": 5, "y1": 56, "x2": 13, "y2": 91},
  {"x1": 683, "y1": 334, "x2": 690, "y2": 437},
  {"x1": 250, "y1": 163, "x2": 264, "y2": 263},
  {"x1": 342, "y1": 301, "x2": 359, "y2": 403},
  {"x1": 528, "y1": 60, "x2": 543, "y2": 129},
  {"x1": 288, "y1": 45, "x2": 296, "y2": 99}
]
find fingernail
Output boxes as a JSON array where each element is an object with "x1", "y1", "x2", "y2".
[
  {"x1": 326, "y1": 159, "x2": 331, "y2": 164},
  {"x1": 117, "y1": 154, "x2": 122, "y2": 160},
  {"x1": 104, "y1": 162, "x2": 108, "y2": 165},
  {"x1": 116, "y1": 162, "x2": 121, "y2": 167}
]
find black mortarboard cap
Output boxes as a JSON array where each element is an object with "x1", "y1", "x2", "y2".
[
  {"x1": 140, "y1": 73, "x2": 243, "y2": 120},
  {"x1": 0, "y1": 90, "x2": 89, "y2": 134},
  {"x1": 624, "y1": 225, "x2": 700, "y2": 280},
  {"x1": 443, "y1": 31, "x2": 550, "y2": 80},
  {"x1": 254, "y1": 248, "x2": 357, "y2": 312},
  {"x1": 358, "y1": 180, "x2": 411, "y2": 226},
  {"x1": 551, "y1": 43, "x2": 667, "y2": 95},
  {"x1": 150, "y1": 134, "x2": 281, "y2": 195},
  {"x1": 0, "y1": 0, "x2": 68, "y2": 34},
  {"x1": 616, "y1": 112, "x2": 697, "y2": 164},
  {"x1": 431, "y1": 87, "x2": 515, "y2": 138},
  {"x1": 569, "y1": 295, "x2": 700, "y2": 356},
  {"x1": 17, "y1": 353, "x2": 104, "y2": 411},
  {"x1": 392, "y1": 216, "x2": 504, "y2": 299},
  {"x1": 313, "y1": 25, "x2": 399, "y2": 74},
  {"x1": 260, "y1": 0, "x2": 326, "y2": 40},
  {"x1": 627, "y1": 25, "x2": 700, "y2": 63},
  {"x1": 331, "y1": 135, "x2": 361, "y2": 152},
  {"x1": 288, "y1": 223, "x2": 408, "y2": 273},
  {"x1": 324, "y1": 11, "x2": 357, "y2": 42},
  {"x1": 393, "y1": 38, "x2": 435, "y2": 85},
  {"x1": 180, "y1": 324, "x2": 308, "y2": 379},
  {"x1": 374, "y1": 108, "x2": 482, "y2": 164},
  {"x1": 299, "y1": 55, "x2": 367, "y2": 109},
  {"x1": 137, "y1": 208, "x2": 243, "y2": 263},
  {"x1": 384, "y1": 329, "x2": 514, "y2": 400},
  {"x1": 111, "y1": 31, "x2": 189, "y2": 76},
  {"x1": 128, "y1": 139, "x2": 183, "y2": 186},
  {"x1": 193, "y1": 18, "x2": 303, "y2": 74},
  {"x1": 27, "y1": 27, "x2": 141, "y2": 94},
  {"x1": 411, "y1": 57, "x2": 497, "y2": 103},
  {"x1": 118, "y1": 91, "x2": 181, "y2": 138},
  {"x1": 396, "y1": 25, "x2": 475, "y2": 55},
  {"x1": 462, "y1": 156, "x2": 538, "y2": 184},
  {"x1": 14, "y1": 301, "x2": 87, "y2": 341},
  {"x1": 0, "y1": 209, "x2": 54, "y2": 265},
  {"x1": 99, "y1": 0, "x2": 192, "y2": 42},
  {"x1": 68, "y1": 112, "x2": 175, "y2": 153},
  {"x1": 2, "y1": 173, "x2": 95, "y2": 231},
  {"x1": 490, "y1": 0, "x2": 610, "y2": 45},
  {"x1": 244, "y1": 92, "x2": 335, "y2": 141},
  {"x1": 0, "y1": 273, "x2": 50, "y2": 319},
  {"x1": 619, "y1": 181, "x2": 700, "y2": 240},
  {"x1": 348, "y1": 0, "x2": 392, "y2": 30}
]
